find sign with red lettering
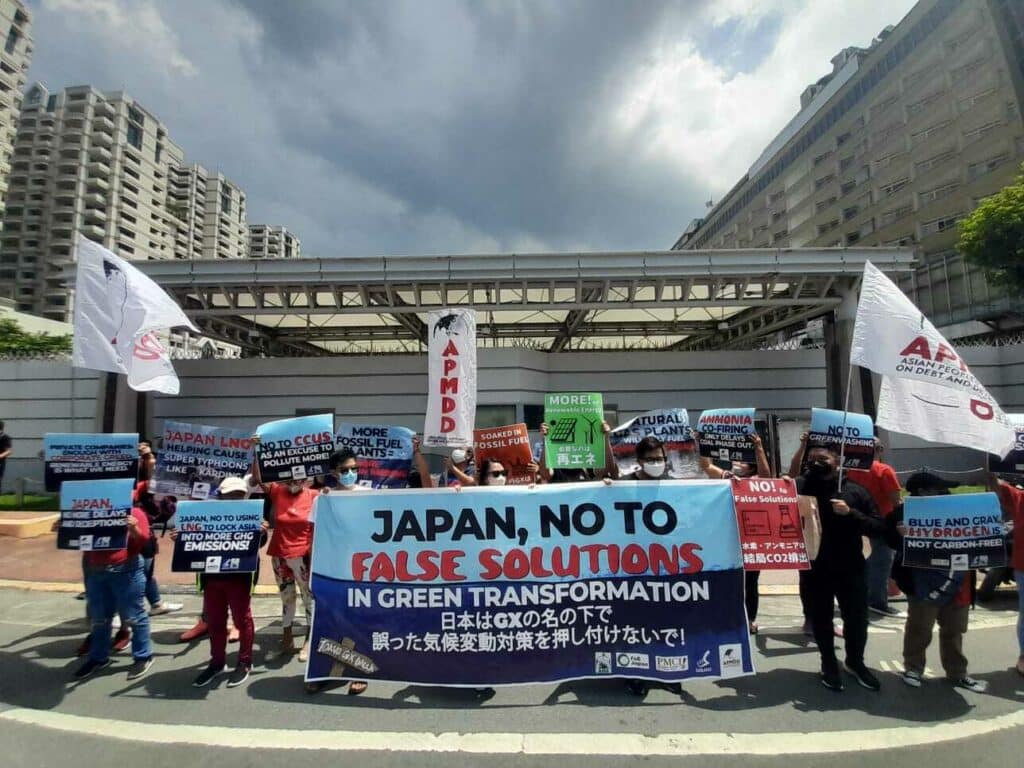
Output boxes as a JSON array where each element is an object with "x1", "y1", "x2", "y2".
[
  {"x1": 731, "y1": 478, "x2": 809, "y2": 571},
  {"x1": 474, "y1": 423, "x2": 533, "y2": 484},
  {"x1": 255, "y1": 414, "x2": 334, "y2": 482},
  {"x1": 424, "y1": 308, "x2": 477, "y2": 449}
]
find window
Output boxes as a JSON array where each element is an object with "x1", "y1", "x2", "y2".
[
  {"x1": 963, "y1": 121, "x2": 1002, "y2": 144},
  {"x1": 915, "y1": 148, "x2": 956, "y2": 175},
  {"x1": 4, "y1": 27, "x2": 18, "y2": 55},
  {"x1": 814, "y1": 174, "x2": 836, "y2": 190},
  {"x1": 126, "y1": 123, "x2": 142, "y2": 150},
  {"x1": 880, "y1": 204, "x2": 913, "y2": 226},
  {"x1": 840, "y1": 180, "x2": 857, "y2": 196},
  {"x1": 846, "y1": 231, "x2": 861, "y2": 245},
  {"x1": 836, "y1": 131, "x2": 851, "y2": 147},
  {"x1": 906, "y1": 90, "x2": 944, "y2": 116},
  {"x1": 816, "y1": 196, "x2": 837, "y2": 213},
  {"x1": 476, "y1": 405, "x2": 517, "y2": 430},
  {"x1": 911, "y1": 119, "x2": 952, "y2": 145},
  {"x1": 881, "y1": 178, "x2": 909, "y2": 197},
  {"x1": 919, "y1": 182, "x2": 959, "y2": 204},
  {"x1": 817, "y1": 219, "x2": 839, "y2": 235},
  {"x1": 221, "y1": 191, "x2": 232, "y2": 215},
  {"x1": 920, "y1": 213, "x2": 963, "y2": 236},
  {"x1": 128, "y1": 106, "x2": 144, "y2": 126},
  {"x1": 813, "y1": 150, "x2": 833, "y2": 166}
]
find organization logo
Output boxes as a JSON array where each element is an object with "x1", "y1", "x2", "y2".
[
  {"x1": 695, "y1": 649, "x2": 713, "y2": 674},
  {"x1": 594, "y1": 652, "x2": 612, "y2": 674},
  {"x1": 291, "y1": 465, "x2": 308, "y2": 480},
  {"x1": 205, "y1": 555, "x2": 222, "y2": 573},
  {"x1": 655, "y1": 655, "x2": 689, "y2": 673},
  {"x1": 951, "y1": 554, "x2": 969, "y2": 569},
  {"x1": 973, "y1": 555, "x2": 988, "y2": 567},
  {"x1": 615, "y1": 652, "x2": 650, "y2": 670},
  {"x1": 718, "y1": 643, "x2": 744, "y2": 677}
]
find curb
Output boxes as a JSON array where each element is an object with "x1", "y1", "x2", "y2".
[{"x1": 0, "y1": 578, "x2": 280, "y2": 595}]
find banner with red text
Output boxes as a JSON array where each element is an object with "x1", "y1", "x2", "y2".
[
  {"x1": 731, "y1": 478, "x2": 809, "y2": 571},
  {"x1": 424, "y1": 308, "x2": 477, "y2": 449},
  {"x1": 474, "y1": 423, "x2": 534, "y2": 484}
]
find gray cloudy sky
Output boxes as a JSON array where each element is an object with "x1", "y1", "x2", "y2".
[{"x1": 27, "y1": 0, "x2": 916, "y2": 256}]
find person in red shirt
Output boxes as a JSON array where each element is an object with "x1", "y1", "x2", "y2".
[
  {"x1": 990, "y1": 474, "x2": 1024, "y2": 676},
  {"x1": 74, "y1": 503, "x2": 155, "y2": 681},
  {"x1": 847, "y1": 439, "x2": 903, "y2": 617},
  {"x1": 249, "y1": 439, "x2": 318, "y2": 659},
  {"x1": 888, "y1": 472, "x2": 986, "y2": 692}
]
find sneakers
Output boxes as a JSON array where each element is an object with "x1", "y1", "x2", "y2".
[
  {"x1": 227, "y1": 665, "x2": 251, "y2": 688},
  {"x1": 192, "y1": 663, "x2": 225, "y2": 688},
  {"x1": 126, "y1": 656, "x2": 154, "y2": 681},
  {"x1": 844, "y1": 661, "x2": 881, "y2": 691},
  {"x1": 112, "y1": 627, "x2": 131, "y2": 652},
  {"x1": 73, "y1": 658, "x2": 112, "y2": 680},
  {"x1": 951, "y1": 676, "x2": 988, "y2": 693},
  {"x1": 298, "y1": 642, "x2": 310, "y2": 663},
  {"x1": 868, "y1": 605, "x2": 904, "y2": 618},
  {"x1": 626, "y1": 679, "x2": 649, "y2": 697},
  {"x1": 180, "y1": 620, "x2": 208, "y2": 643},
  {"x1": 901, "y1": 669, "x2": 923, "y2": 688},
  {"x1": 150, "y1": 601, "x2": 183, "y2": 616},
  {"x1": 820, "y1": 667, "x2": 844, "y2": 691}
]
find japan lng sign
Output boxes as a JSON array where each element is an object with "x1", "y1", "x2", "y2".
[{"x1": 305, "y1": 480, "x2": 754, "y2": 686}]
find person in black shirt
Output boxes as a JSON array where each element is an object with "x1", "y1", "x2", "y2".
[
  {"x1": 0, "y1": 421, "x2": 11, "y2": 494},
  {"x1": 796, "y1": 445, "x2": 885, "y2": 692}
]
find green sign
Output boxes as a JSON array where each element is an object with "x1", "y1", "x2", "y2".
[{"x1": 543, "y1": 392, "x2": 605, "y2": 470}]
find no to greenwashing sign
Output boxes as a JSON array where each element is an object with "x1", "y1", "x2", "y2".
[{"x1": 544, "y1": 392, "x2": 604, "y2": 470}]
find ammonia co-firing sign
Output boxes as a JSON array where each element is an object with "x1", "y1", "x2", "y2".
[
  {"x1": 544, "y1": 392, "x2": 605, "y2": 470},
  {"x1": 306, "y1": 480, "x2": 754, "y2": 687}
]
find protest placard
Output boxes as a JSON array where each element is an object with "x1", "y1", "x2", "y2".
[
  {"x1": 58, "y1": 478, "x2": 135, "y2": 551},
  {"x1": 44, "y1": 433, "x2": 138, "y2": 492},
  {"x1": 424, "y1": 308, "x2": 477, "y2": 449},
  {"x1": 336, "y1": 423, "x2": 415, "y2": 489},
  {"x1": 544, "y1": 392, "x2": 605, "y2": 470},
  {"x1": 255, "y1": 414, "x2": 334, "y2": 482},
  {"x1": 806, "y1": 408, "x2": 875, "y2": 469},
  {"x1": 988, "y1": 414, "x2": 1024, "y2": 476},
  {"x1": 151, "y1": 421, "x2": 254, "y2": 499},
  {"x1": 731, "y1": 478, "x2": 809, "y2": 571},
  {"x1": 902, "y1": 493, "x2": 1006, "y2": 570},
  {"x1": 474, "y1": 423, "x2": 533, "y2": 484},
  {"x1": 697, "y1": 408, "x2": 757, "y2": 464},
  {"x1": 306, "y1": 480, "x2": 754, "y2": 686},
  {"x1": 609, "y1": 408, "x2": 699, "y2": 478},
  {"x1": 171, "y1": 499, "x2": 264, "y2": 573}
]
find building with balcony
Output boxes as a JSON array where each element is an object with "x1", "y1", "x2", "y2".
[
  {"x1": 201, "y1": 171, "x2": 247, "y2": 260},
  {"x1": 673, "y1": 0, "x2": 1024, "y2": 337},
  {"x1": 248, "y1": 224, "x2": 300, "y2": 259},
  {"x1": 0, "y1": 0, "x2": 31, "y2": 225},
  {"x1": 0, "y1": 82, "x2": 185, "y2": 320}
]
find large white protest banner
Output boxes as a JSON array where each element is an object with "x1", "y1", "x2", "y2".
[
  {"x1": 72, "y1": 235, "x2": 197, "y2": 395},
  {"x1": 423, "y1": 308, "x2": 476, "y2": 449},
  {"x1": 851, "y1": 261, "x2": 1014, "y2": 456}
]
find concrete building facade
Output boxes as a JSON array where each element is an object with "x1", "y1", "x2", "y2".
[
  {"x1": 248, "y1": 224, "x2": 300, "y2": 259},
  {"x1": 674, "y1": 0, "x2": 1024, "y2": 336},
  {"x1": 201, "y1": 171, "x2": 247, "y2": 260},
  {"x1": 0, "y1": 0, "x2": 30, "y2": 225},
  {"x1": 0, "y1": 83, "x2": 185, "y2": 319}
]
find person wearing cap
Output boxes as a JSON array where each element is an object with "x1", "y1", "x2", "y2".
[
  {"x1": 848, "y1": 438, "x2": 904, "y2": 618},
  {"x1": 988, "y1": 472, "x2": 1024, "y2": 676},
  {"x1": 888, "y1": 472, "x2": 986, "y2": 692},
  {"x1": 171, "y1": 476, "x2": 268, "y2": 688}
]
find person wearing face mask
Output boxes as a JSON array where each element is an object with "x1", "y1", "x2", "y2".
[
  {"x1": 886, "y1": 472, "x2": 986, "y2": 692},
  {"x1": 443, "y1": 446, "x2": 476, "y2": 487},
  {"x1": 797, "y1": 445, "x2": 885, "y2": 692},
  {"x1": 248, "y1": 436, "x2": 318, "y2": 660},
  {"x1": 325, "y1": 437, "x2": 435, "y2": 492},
  {"x1": 698, "y1": 432, "x2": 773, "y2": 635}
]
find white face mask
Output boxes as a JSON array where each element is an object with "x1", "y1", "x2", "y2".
[
  {"x1": 489, "y1": 475, "x2": 507, "y2": 487},
  {"x1": 288, "y1": 483, "x2": 305, "y2": 494},
  {"x1": 451, "y1": 449, "x2": 467, "y2": 465},
  {"x1": 641, "y1": 460, "x2": 665, "y2": 478}
]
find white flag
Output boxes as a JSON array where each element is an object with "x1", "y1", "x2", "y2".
[
  {"x1": 852, "y1": 261, "x2": 1014, "y2": 456},
  {"x1": 423, "y1": 308, "x2": 477, "y2": 449},
  {"x1": 72, "y1": 236, "x2": 197, "y2": 395}
]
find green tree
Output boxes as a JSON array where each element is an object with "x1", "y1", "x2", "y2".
[
  {"x1": 957, "y1": 163, "x2": 1024, "y2": 296},
  {"x1": 0, "y1": 317, "x2": 72, "y2": 356}
]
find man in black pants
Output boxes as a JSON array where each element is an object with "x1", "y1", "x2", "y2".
[{"x1": 796, "y1": 445, "x2": 885, "y2": 692}]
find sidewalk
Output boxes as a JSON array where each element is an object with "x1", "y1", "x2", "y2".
[{"x1": 0, "y1": 531, "x2": 801, "y2": 592}]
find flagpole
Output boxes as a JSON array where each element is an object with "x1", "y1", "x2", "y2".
[{"x1": 836, "y1": 362, "x2": 854, "y2": 493}]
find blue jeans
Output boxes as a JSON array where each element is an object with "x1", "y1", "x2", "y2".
[
  {"x1": 85, "y1": 556, "x2": 151, "y2": 663},
  {"x1": 143, "y1": 556, "x2": 161, "y2": 608},
  {"x1": 1016, "y1": 571, "x2": 1024, "y2": 656},
  {"x1": 866, "y1": 539, "x2": 895, "y2": 610}
]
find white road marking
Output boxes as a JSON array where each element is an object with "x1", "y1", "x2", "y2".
[{"x1": 2, "y1": 707, "x2": 1024, "y2": 756}]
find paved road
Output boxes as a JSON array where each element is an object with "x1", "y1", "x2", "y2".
[{"x1": 1, "y1": 587, "x2": 1022, "y2": 767}]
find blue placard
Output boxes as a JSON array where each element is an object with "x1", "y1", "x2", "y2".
[
  {"x1": 58, "y1": 478, "x2": 135, "y2": 551},
  {"x1": 697, "y1": 408, "x2": 757, "y2": 464},
  {"x1": 44, "y1": 433, "x2": 138, "y2": 492},
  {"x1": 152, "y1": 421, "x2": 255, "y2": 499},
  {"x1": 171, "y1": 499, "x2": 264, "y2": 573},
  {"x1": 807, "y1": 408, "x2": 875, "y2": 469},
  {"x1": 255, "y1": 414, "x2": 334, "y2": 482},
  {"x1": 306, "y1": 480, "x2": 754, "y2": 686},
  {"x1": 903, "y1": 493, "x2": 1006, "y2": 570},
  {"x1": 334, "y1": 424, "x2": 415, "y2": 489}
]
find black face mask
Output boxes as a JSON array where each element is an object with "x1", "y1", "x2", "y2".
[{"x1": 806, "y1": 459, "x2": 833, "y2": 477}]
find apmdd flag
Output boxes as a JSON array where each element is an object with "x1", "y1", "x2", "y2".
[
  {"x1": 852, "y1": 261, "x2": 1015, "y2": 456},
  {"x1": 903, "y1": 493, "x2": 1006, "y2": 570},
  {"x1": 424, "y1": 308, "x2": 477, "y2": 449},
  {"x1": 306, "y1": 480, "x2": 754, "y2": 686}
]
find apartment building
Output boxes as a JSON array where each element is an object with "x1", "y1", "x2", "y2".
[
  {"x1": 248, "y1": 224, "x2": 300, "y2": 259},
  {"x1": 674, "y1": 0, "x2": 1024, "y2": 335},
  {"x1": 0, "y1": 0, "x2": 31, "y2": 223},
  {"x1": 0, "y1": 83, "x2": 185, "y2": 319},
  {"x1": 201, "y1": 171, "x2": 247, "y2": 260}
]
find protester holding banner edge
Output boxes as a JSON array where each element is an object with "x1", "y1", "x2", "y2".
[{"x1": 989, "y1": 472, "x2": 1024, "y2": 677}]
